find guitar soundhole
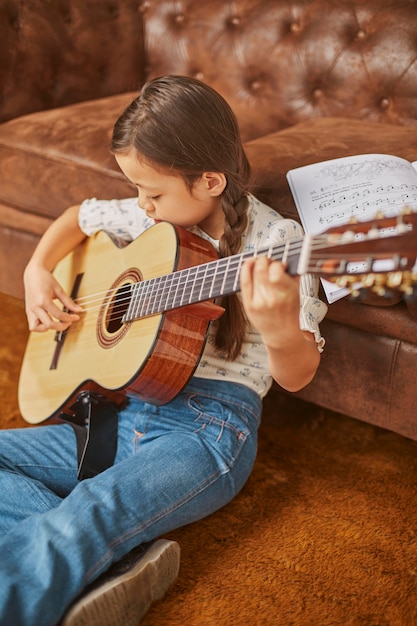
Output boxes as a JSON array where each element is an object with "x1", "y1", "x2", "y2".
[
  {"x1": 97, "y1": 268, "x2": 142, "y2": 349},
  {"x1": 106, "y1": 284, "x2": 131, "y2": 333}
]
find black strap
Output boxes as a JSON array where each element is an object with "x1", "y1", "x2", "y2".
[{"x1": 60, "y1": 391, "x2": 119, "y2": 480}]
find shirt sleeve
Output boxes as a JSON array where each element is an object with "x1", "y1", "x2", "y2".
[
  {"x1": 299, "y1": 274, "x2": 327, "y2": 352},
  {"x1": 78, "y1": 197, "x2": 153, "y2": 242}
]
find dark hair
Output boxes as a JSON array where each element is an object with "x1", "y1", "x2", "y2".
[{"x1": 111, "y1": 75, "x2": 251, "y2": 359}]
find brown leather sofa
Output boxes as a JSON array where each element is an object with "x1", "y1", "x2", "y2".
[{"x1": 1, "y1": 0, "x2": 417, "y2": 438}]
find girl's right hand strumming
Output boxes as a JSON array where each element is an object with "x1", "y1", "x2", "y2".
[
  {"x1": 24, "y1": 264, "x2": 83, "y2": 333},
  {"x1": 22, "y1": 204, "x2": 86, "y2": 333}
]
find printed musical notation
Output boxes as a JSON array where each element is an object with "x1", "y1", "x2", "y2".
[
  {"x1": 293, "y1": 156, "x2": 417, "y2": 232},
  {"x1": 286, "y1": 153, "x2": 417, "y2": 302},
  {"x1": 313, "y1": 182, "x2": 417, "y2": 228}
]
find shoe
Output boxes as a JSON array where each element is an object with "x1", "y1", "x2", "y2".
[{"x1": 61, "y1": 539, "x2": 181, "y2": 626}]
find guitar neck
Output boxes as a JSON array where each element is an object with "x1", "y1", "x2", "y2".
[
  {"x1": 123, "y1": 209, "x2": 417, "y2": 323},
  {"x1": 124, "y1": 237, "x2": 303, "y2": 322}
]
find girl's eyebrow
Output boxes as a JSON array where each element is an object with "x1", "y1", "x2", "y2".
[{"x1": 135, "y1": 181, "x2": 160, "y2": 193}]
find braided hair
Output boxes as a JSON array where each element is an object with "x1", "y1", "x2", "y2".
[{"x1": 111, "y1": 75, "x2": 252, "y2": 359}]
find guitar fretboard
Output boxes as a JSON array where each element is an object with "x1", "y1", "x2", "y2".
[{"x1": 123, "y1": 238, "x2": 303, "y2": 322}]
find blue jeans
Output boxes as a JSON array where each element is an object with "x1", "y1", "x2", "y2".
[{"x1": 0, "y1": 377, "x2": 261, "y2": 625}]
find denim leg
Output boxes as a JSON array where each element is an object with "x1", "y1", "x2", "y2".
[
  {"x1": 0, "y1": 423, "x2": 79, "y2": 531},
  {"x1": 0, "y1": 379, "x2": 261, "y2": 626}
]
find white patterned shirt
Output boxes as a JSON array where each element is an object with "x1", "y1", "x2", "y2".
[{"x1": 79, "y1": 194, "x2": 327, "y2": 398}]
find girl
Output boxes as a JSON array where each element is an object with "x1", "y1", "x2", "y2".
[{"x1": 0, "y1": 76, "x2": 327, "y2": 625}]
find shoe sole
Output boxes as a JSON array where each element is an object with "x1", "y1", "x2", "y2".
[{"x1": 62, "y1": 539, "x2": 181, "y2": 626}]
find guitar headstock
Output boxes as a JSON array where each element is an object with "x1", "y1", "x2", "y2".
[
  {"x1": 306, "y1": 210, "x2": 417, "y2": 300},
  {"x1": 335, "y1": 268, "x2": 417, "y2": 301}
]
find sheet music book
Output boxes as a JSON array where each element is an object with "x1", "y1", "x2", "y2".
[{"x1": 286, "y1": 154, "x2": 417, "y2": 303}]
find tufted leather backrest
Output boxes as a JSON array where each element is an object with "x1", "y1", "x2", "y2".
[
  {"x1": 143, "y1": 0, "x2": 417, "y2": 141},
  {"x1": 1, "y1": 0, "x2": 416, "y2": 139},
  {"x1": 0, "y1": 0, "x2": 145, "y2": 123}
]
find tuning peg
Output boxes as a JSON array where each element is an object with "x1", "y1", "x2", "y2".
[
  {"x1": 367, "y1": 226, "x2": 381, "y2": 239},
  {"x1": 399, "y1": 271, "x2": 417, "y2": 300},
  {"x1": 402, "y1": 283, "x2": 417, "y2": 301},
  {"x1": 385, "y1": 271, "x2": 404, "y2": 288},
  {"x1": 349, "y1": 287, "x2": 368, "y2": 301},
  {"x1": 340, "y1": 230, "x2": 356, "y2": 242},
  {"x1": 401, "y1": 205, "x2": 413, "y2": 215},
  {"x1": 380, "y1": 288, "x2": 397, "y2": 299},
  {"x1": 335, "y1": 275, "x2": 358, "y2": 289},
  {"x1": 360, "y1": 273, "x2": 377, "y2": 288}
]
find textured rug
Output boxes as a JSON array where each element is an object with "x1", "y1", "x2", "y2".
[{"x1": 2, "y1": 293, "x2": 417, "y2": 626}]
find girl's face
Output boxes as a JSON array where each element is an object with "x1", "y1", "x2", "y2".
[{"x1": 114, "y1": 150, "x2": 227, "y2": 239}]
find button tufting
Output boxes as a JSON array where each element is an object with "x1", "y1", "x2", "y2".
[
  {"x1": 8, "y1": 13, "x2": 20, "y2": 31},
  {"x1": 10, "y1": 18, "x2": 20, "y2": 31},
  {"x1": 313, "y1": 88, "x2": 323, "y2": 99},
  {"x1": 194, "y1": 72, "x2": 204, "y2": 81},
  {"x1": 290, "y1": 21, "x2": 301, "y2": 33},
  {"x1": 108, "y1": 5, "x2": 119, "y2": 19},
  {"x1": 175, "y1": 13, "x2": 185, "y2": 24},
  {"x1": 228, "y1": 15, "x2": 241, "y2": 27},
  {"x1": 250, "y1": 80, "x2": 262, "y2": 93},
  {"x1": 356, "y1": 29, "x2": 366, "y2": 40},
  {"x1": 380, "y1": 97, "x2": 390, "y2": 110}
]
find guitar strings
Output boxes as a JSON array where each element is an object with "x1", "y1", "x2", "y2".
[
  {"x1": 69, "y1": 237, "x2": 311, "y2": 310},
  {"x1": 50, "y1": 209, "x2": 415, "y2": 328},
  {"x1": 79, "y1": 217, "x2": 417, "y2": 320},
  {"x1": 72, "y1": 238, "x2": 388, "y2": 317},
  {"x1": 67, "y1": 211, "x2": 416, "y2": 314},
  {"x1": 65, "y1": 233, "x2": 357, "y2": 321}
]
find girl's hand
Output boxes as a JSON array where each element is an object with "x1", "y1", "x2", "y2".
[
  {"x1": 240, "y1": 256, "x2": 300, "y2": 350},
  {"x1": 24, "y1": 264, "x2": 83, "y2": 333},
  {"x1": 241, "y1": 256, "x2": 320, "y2": 391}
]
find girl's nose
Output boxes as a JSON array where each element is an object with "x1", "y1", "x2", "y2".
[{"x1": 137, "y1": 192, "x2": 155, "y2": 212}]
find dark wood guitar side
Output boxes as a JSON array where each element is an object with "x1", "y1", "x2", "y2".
[{"x1": 18, "y1": 213, "x2": 417, "y2": 424}]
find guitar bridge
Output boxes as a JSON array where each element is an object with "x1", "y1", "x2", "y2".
[{"x1": 49, "y1": 272, "x2": 84, "y2": 370}]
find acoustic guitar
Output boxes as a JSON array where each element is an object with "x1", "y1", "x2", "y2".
[{"x1": 18, "y1": 213, "x2": 417, "y2": 425}]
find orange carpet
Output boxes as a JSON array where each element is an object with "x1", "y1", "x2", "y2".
[{"x1": 2, "y1": 293, "x2": 417, "y2": 625}]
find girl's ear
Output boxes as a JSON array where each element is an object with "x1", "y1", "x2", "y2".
[{"x1": 201, "y1": 172, "x2": 227, "y2": 196}]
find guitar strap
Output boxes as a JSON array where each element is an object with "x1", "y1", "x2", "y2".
[{"x1": 60, "y1": 391, "x2": 119, "y2": 480}]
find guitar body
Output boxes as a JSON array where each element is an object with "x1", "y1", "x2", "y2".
[
  {"x1": 18, "y1": 222, "x2": 220, "y2": 424},
  {"x1": 18, "y1": 211, "x2": 417, "y2": 425}
]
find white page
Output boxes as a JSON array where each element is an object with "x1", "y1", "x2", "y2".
[{"x1": 287, "y1": 154, "x2": 417, "y2": 302}]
